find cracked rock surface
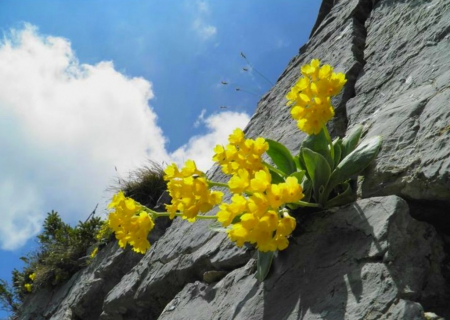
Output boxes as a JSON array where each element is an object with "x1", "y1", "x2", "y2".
[
  {"x1": 158, "y1": 197, "x2": 447, "y2": 320},
  {"x1": 346, "y1": 0, "x2": 450, "y2": 207}
]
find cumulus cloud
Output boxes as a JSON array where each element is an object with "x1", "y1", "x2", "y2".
[
  {"x1": 0, "y1": 24, "x2": 171, "y2": 249},
  {"x1": 0, "y1": 25, "x2": 249, "y2": 250},
  {"x1": 171, "y1": 110, "x2": 250, "y2": 171}
]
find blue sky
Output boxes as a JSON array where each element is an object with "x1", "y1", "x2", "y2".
[{"x1": 0, "y1": 0, "x2": 320, "y2": 316}]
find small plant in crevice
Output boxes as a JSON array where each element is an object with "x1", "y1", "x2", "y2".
[
  {"x1": 104, "y1": 59, "x2": 382, "y2": 281},
  {"x1": 0, "y1": 209, "x2": 104, "y2": 311}
]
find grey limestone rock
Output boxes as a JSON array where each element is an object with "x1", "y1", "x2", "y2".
[
  {"x1": 158, "y1": 196, "x2": 447, "y2": 320},
  {"x1": 17, "y1": 241, "x2": 143, "y2": 320},
  {"x1": 345, "y1": 0, "x2": 450, "y2": 207}
]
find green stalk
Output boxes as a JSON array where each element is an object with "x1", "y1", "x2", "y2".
[
  {"x1": 263, "y1": 161, "x2": 287, "y2": 177},
  {"x1": 292, "y1": 200, "x2": 320, "y2": 208},
  {"x1": 152, "y1": 211, "x2": 218, "y2": 220},
  {"x1": 207, "y1": 180, "x2": 229, "y2": 189},
  {"x1": 322, "y1": 126, "x2": 335, "y2": 163}
]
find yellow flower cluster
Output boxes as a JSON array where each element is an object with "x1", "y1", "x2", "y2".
[
  {"x1": 286, "y1": 59, "x2": 347, "y2": 135},
  {"x1": 213, "y1": 128, "x2": 268, "y2": 175},
  {"x1": 217, "y1": 167, "x2": 303, "y2": 252},
  {"x1": 107, "y1": 191, "x2": 155, "y2": 254},
  {"x1": 24, "y1": 273, "x2": 36, "y2": 292},
  {"x1": 164, "y1": 160, "x2": 223, "y2": 221}
]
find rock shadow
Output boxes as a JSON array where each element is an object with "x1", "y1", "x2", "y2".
[{"x1": 259, "y1": 197, "x2": 436, "y2": 320}]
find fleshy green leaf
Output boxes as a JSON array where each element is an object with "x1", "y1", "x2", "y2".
[
  {"x1": 255, "y1": 250, "x2": 274, "y2": 282},
  {"x1": 333, "y1": 138, "x2": 342, "y2": 170},
  {"x1": 301, "y1": 177, "x2": 313, "y2": 202},
  {"x1": 208, "y1": 221, "x2": 228, "y2": 233},
  {"x1": 342, "y1": 125, "x2": 363, "y2": 158},
  {"x1": 325, "y1": 182, "x2": 356, "y2": 208},
  {"x1": 327, "y1": 136, "x2": 382, "y2": 193},
  {"x1": 302, "y1": 128, "x2": 333, "y2": 169},
  {"x1": 294, "y1": 155, "x2": 302, "y2": 171},
  {"x1": 302, "y1": 148, "x2": 331, "y2": 205},
  {"x1": 266, "y1": 139, "x2": 297, "y2": 175}
]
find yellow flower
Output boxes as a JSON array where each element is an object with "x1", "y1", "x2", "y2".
[
  {"x1": 165, "y1": 160, "x2": 223, "y2": 221},
  {"x1": 228, "y1": 169, "x2": 250, "y2": 193},
  {"x1": 249, "y1": 169, "x2": 271, "y2": 193},
  {"x1": 217, "y1": 194, "x2": 247, "y2": 227},
  {"x1": 222, "y1": 176, "x2": 303, "y2": 252},
  {"x1": 281, "y1": 177, "x2": 304, "y2": 203},
  {"x1": 90, "y1": 247, "x2": 99, "y2": 258},
  {"x1": 107, "y1": 192, "x2": 156, "y2": 254},
  {"x1": 213, "y1": 128, "x2": 268, "y2": 176},
  {"x1": 29, "y1": 272, "x2": 36, "y2": 281},
  {"x1": 286, "y1": 59, "x2": 347, "y2": 135},
  {"x1": 228, "y1": 128, "x2": 245, "y2": 145},
  {"x1": 24, "y1": 283, "x2": 32, "y2": 292}
]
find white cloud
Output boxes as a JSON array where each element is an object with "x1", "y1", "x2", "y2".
[
  {"x1": 0, "y1": 25, "x2": 249, "y2": 250},
  {"x1": 193, "y1": 19, "x2": 217, "y2": 40},
  {"x1": 0, "y1": 25, "x2": 170, "y2": 250},
  {"x1": 170, "y1": 110, "x2": 250, "y2": 171},
  {"x1": 192, "y1": 1, "x2": 217, "y2": 41}
]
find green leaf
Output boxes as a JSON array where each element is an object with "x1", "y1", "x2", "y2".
[
  {"x1": 294, "y1": 155, "x2": 302, "y2": 171},
  {"x1": 333, "y1": 138, "x2": 342, "y2": 169},
  {"x1": 208, "y1": 221, "x2": 228, "y2": 233},
  {"x1": 266, "y1": 139, "x2": 297, "y2": 175},
  {"x1": 267, "y1": 166, "x2": 285, "y2": 184},
  {"x1": 255, "y1": 250, "x2": 274, "y2": 282},
  {"x1": 301, "y1": 178, "x2": 313, "y2": 202},
  {"x1": 325, "y1": 182, "x2": 356, "y2": 208},
  {"x1": 302, "y1": 148, "x2": 331, "y2": 205},
  {"x1": 328, "y1": 135, "x2": 382, "y2": 192},
  {"x1": 342, "y1": 125, "x2": 363, "y2": 158},
  {"x1": 302, "y1": 128, "x2": 333, "y2": 169}
]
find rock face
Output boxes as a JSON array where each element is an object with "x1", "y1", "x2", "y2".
[
  {"x1": 17, "y1": 0, "x2": 450, "y2": 319},
  {"x1": 158, "y1": 196, "x2": 445, "y2": 320}
]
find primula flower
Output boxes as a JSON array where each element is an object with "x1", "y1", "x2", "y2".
[
  {"x1": 221, "y1": 176, "x2": 304, "y2": 252},
  {"x1": 217, "y1": 194, "x2": 248, "y2": 227},
  {"x1": 24, "y1": 283, "x2": 32, "y2": 293},
  {"x1": 286, "y1": 59, "x2": 347, "y2": 135},
  {"x1": 107, "y1": 191, "x2": 155, "y2": 254},
  {"x1": 164, "y1": 160, "x2": 223, "y2": 221},
  {"x1": 228, "y1": 209, "x2": 297, "y2": 252},
  {"x1": 29, "y1": 273, "x2": 36, "y2": 281},
  {"x1": 213, "y1": 128, "x2": 268, "y2": 176}
]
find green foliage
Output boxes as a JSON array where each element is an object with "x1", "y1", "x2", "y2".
[
  {"x1": 0, "y1": 279, "x2": 18, "y2": 313},
  {"x1": 255, "y1": 251, "x2": 274, "y2": 282},
  {"x1": 258, "y1": 125, "x2": 382, "y2": 280},
  {"x1": 8, "y1": 210, "x2": 104, "y2": 302},
  {"x1": 271, "y1": 124, "x2": 383, "y2": 208},
  {"x1": 265, "y1": 139, "x2": 297, "y2": 175}
]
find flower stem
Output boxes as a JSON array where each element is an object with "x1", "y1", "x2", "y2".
[
  {"x1": 292, "y1": 200, "x2": 320, "y2": 208},
  {"x1": 322, "y1": 126, "x2": 335, "y2": 163},
  {"x1": 263, "y1": 161, "x2": 287, "y2": 177},
  {"x1": 153, "y1": 211, "x2": 218, "y2": 220},
  {"x1": 207, "y1": 180, "x2": 229, "y2": 189}
]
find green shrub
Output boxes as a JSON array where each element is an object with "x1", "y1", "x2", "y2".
[{"x1": 9, "y1": 210, "x2": 103, "y2": 298}]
